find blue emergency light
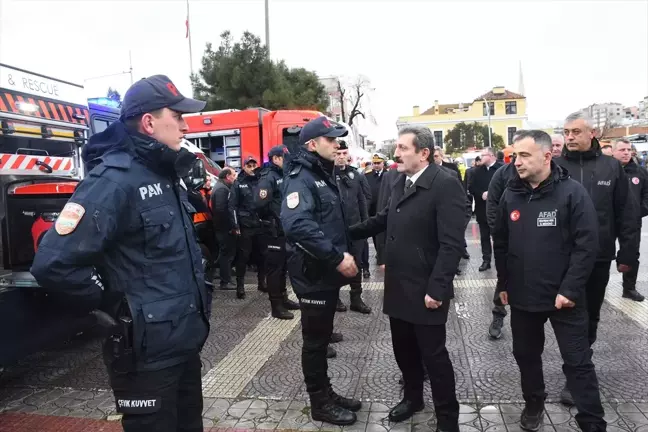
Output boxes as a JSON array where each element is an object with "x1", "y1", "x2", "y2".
[{"x1": 87, "y1": 97, "x2": 122, "y2": 109}]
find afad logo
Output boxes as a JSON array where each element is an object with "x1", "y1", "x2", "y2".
[
  {"x1": 510, "y1": 210, "x2": 521, "y2": 222},
  {"x1": 633, "y1": 177, "x2": 640, "y2": 185}
]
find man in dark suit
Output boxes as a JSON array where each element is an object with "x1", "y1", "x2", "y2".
[
  {"x1": 350, "y1": 126, "x2": 465, "y2": 431},
  {"x1": 468, "y1": 147, "x2": 503, "y2": 271}
]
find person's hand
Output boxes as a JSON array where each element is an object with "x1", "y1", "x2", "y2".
[
  {"x1": 233, "y1": 228, "x2": 241, "y2": 236},
  {"x1": 380, "y1": 264, "x2": 385, "y2": 271},
  {"x1": 424, "y1": 294, "x2": 442, "y2": 309},
  {"x1": 617, "y1": 264, "x2": 631, "y2": 273},
  {"x1": 336, "y1": 253, "x2": 358, "y2": 278},
  {"x1": 555, "y1": 294, "x2": 575, "y2": 309},
  {"x1": 482, "y1": 191, "x2": 488, "y2": 201},
  {"x1": 499, "y1": 291, "x2": 508, "y2": 305}
]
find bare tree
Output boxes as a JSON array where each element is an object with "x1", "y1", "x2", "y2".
[{"x1": 335, "y1": 75, "x2": 373, "y2": 126}]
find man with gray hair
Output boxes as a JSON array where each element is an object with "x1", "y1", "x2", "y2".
[
  {"x1": 551, "y1": 134, "x2": 565, "y2": 158},
  {"x1": 555, "y1": 111, "x2": 640, "y2": 405},
  {"x1": 612, "y1": 138, "x2": 647, "y2": 302}
]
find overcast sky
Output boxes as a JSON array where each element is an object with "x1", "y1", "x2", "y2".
[{"x1": 1, "y1": 0, "x2": 647, "y2": 141}]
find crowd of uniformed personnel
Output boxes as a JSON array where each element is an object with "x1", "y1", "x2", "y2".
[{"x1": 26, "y1": 74, "x2": 648, "y2": 432}]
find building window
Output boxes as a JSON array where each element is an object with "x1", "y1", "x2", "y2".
[
  {"x1": 508, "y1": 127, "x2": 517, "y2": 145},
  {"x1": 505, "y1": 101, "x2": 517, "y2": 115},
  {"x1": 483, "y1": 102, "x2": 495, "y2": 116},
  {"x1": 433, "y1": 131, "x2": 443, "y2": 147}
]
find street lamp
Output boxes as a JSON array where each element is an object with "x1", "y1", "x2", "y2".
[{"x1": 482, "y1": 97, "x2": 492, "y2": 148}]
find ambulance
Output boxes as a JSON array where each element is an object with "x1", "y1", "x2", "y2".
[{"x1": 0, "y1": 64, "x2": 94, "y2": 366}]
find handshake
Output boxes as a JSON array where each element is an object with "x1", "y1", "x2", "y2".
[{"x1": 336, "y1": 252, "x2": 358, "y2": 278}]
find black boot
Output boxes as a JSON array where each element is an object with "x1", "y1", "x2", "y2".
[
  {"x1": 560, "y1": 385, "x2": 574, "y2": 406},
  {"x1": 309, "y1": 389, "x2": 356, "y2": 425},
  {"x1": 336, "y1": 298, "x2": 347, "y2": 312},
  {"x1": 330, "y1": 332, "x2": 343, "y2": 343},
  {"x1": 258, "y1": 280, "x2": 268, "y2": 293},
  {"x1": 623, "y1": 288, "x2": 645, "y2": 302},
  {"x1": 327, "y1": 386, "x2": 362, "y2": 412},
  {"x1": 350, "y1": 294, "x2": 371, "y2": 314},
  {"x1": 520, "y1": 399, "x2": 545, "y2": 431},
  {"x1": 479, "y1": 261, "x2": 491, "y2": 272},
  {"x1": 236, "y1": 278, "x2": 245, "y2": 299},
  {"x1": 488, "y1": 315, "x2": 504, "y2": 339},
  {"x1": 362, "y1": 269, "x2": 371, "y2": 279},
  {"x1": 270, "y1": 299, "x2": 294, "y2": 320},
  {"x1": 327, "y1": 345, "x2": 337, "y2": 358},
  {"x1": 283, "y1": 294, "x2": 300, "y2": 310}
]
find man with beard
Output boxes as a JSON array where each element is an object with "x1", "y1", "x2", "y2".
[
  {"x1": 555, "y1": 111, "x2": 639, "y2": 405},
  {"x1": 612, "y1": 138, "x2": 647, "y2": 302},
  {"x1": 334, "y1": 141, "x2": 372, "y2": 314},
  {"x1": 280, "y1": 117, "x2": 361, "y2": 425}
]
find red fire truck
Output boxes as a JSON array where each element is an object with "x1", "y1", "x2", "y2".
[
  {"x1": 0, "y1": 64, "x2": 100, "y2": 366},
  {"x1": 183, "y1": 108, "x2": 324, "y2": 168}
]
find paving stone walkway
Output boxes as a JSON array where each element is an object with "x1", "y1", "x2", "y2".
[{"x1": 2, "y1": 221, "x2": 648, "y2": 431}]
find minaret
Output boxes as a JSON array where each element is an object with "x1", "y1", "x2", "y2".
[{"x1": 518, "y1": 60, "x2": 525, "y2": 96}]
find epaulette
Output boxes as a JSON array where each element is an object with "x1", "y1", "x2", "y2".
[{"x1": 289, "y1": 164, "x2": 302, "y2": 177}]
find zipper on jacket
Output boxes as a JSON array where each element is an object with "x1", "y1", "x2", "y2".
[{"x1": 580, "y1": 154, "x2": 584, "y2": 184}]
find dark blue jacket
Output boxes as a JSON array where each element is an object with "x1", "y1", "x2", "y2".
[
  {"x1": 31, "y1": 121, "x2": 209, "y2": 372},
  {"x1": 255, "y1": 163, "x2": 285, "y2": 236},
  {"x1": 228, "y1": 170, "x2": 261, "y2": 230},
  {"x1": 280, "y1": 150, "x2": 351, "y2": 295}
]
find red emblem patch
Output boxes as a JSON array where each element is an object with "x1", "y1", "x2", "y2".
[
  {"x1": 166, "y1": 82, "x2": 179, "y2": 96},
  {"x1": 510, "y1": 210, "x2": 520, "y2": 222},
  {"x1": 322, "y1": 118, "x2": 332, "y2": 128},
  {"x1": 632, "y1": 177, "x2": 640, "y2": 185}
]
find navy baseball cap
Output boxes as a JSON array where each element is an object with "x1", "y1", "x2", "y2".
[
  {"x1": 298, "y1": 116, "x2": 348, "y2": 145},
  {"x1": 244, "y1": 155, "x2": 258, "y2": 165},
  {"x1": 268, "y1": 145, "x2": 289, "y2": 159},
  {"x1": 120, "y1": 74, "x2": 206, "y2": 120}
]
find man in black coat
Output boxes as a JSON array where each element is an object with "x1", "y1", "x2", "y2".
[
  {"x1": 334, "y1": 141, "x2": 372, "y2": 314},
  {"x1": 350, "y1": 126, "x2": 465, "y2": 430},
  {"x1": 612, "y1": 138, "x2": 647, "y2": 302},
  {"x1": 555, "y1": 111, "x2": 640, "y2": 405},
  {"x1": 493, "y1": 130, "x2": 606, "y2": 432},
  {"x1": 374, "y1": 165, "x2": 399, "y2": 267},
  {"x1": 211, "y1": 168, "x2": 238, "y2": 290},
  {"x1": 365, "y1": 153, "x2": 387, "y2": 269},
  {"x1": 468, "y1": 147, "x2": 503, "y2": 271}
]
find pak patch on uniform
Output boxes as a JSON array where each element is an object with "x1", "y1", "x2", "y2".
[
  {"x1": 55, "y1": 202, "x2": 85, "y2": 235},
  {"x1": 287, "y1": 192, "x2": 300, "y2": 209},
  {"x1": 259, "y1": 189, "x2": 268, "y2": 199}
]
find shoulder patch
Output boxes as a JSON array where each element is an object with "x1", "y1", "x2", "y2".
[
  {"x1": 349, "y1": 171, "x2": 355, "y2": 179},
  {"x1": 286, "y1": 192, "x2": 299, "y2": 209},
  {"x1": 55, "y1": 202, "x2": 86, "y2": 235},
  {"x1": 259, "y1": 189, "x2": 268, "y2": 199}
]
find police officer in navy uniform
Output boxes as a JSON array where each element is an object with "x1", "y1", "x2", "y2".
[
  {"x1": 334, "y1": 140, "x2": 372, "y2": 314},
  {"x1": 229, "y1": 155, "x2": 266, "y2": 299},
  {"x1": 31, "y1": 75, "x2": 209, "y2": 432},
  {"x1": 281, "y1": 117, "x2": 362, "y2": 426},
  {"x1": 255, "y1": 145, "x2": 300, "y2": 319}
]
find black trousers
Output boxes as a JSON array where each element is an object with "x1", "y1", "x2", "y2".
[
  {"x1": 390, "y1": 316, "x2": 459, "y2": 430},
  {"x1": 361, "y1": 240, "x2": 369, "y2": 270},
  {"x1": 586, "y1": 261, "x2": 611, "y2": 347},
  {"x1": 477, "y1": 220, "x2": 492, "y2": 262},
  {"x1": 347, "y1": 240, "x2": 364, "y2": 296},
  {"x1": 261, "y1": 234, "x2": 287, "y2": 301},
  {"x1": 622, "y1": 248, "x2": 640, "y2": 291},
  {"x1": 215, "y1": 231, "x2": 236, "y2": 286},
  {"x1": 235, "y1": 228, "x2": 265, "y2": 285},
  {"x1": 107, "y1": 354, "x2": 203, "y2": 432},
  {"x1": 511, "y1": 307, "x2": 606, "y2": 430},
  {"x1": 299, "y1": 288, "x2": 339, "y2": 393}
]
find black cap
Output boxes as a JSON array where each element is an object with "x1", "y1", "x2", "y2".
[
  {"x1": 120, "y1": 74, "x2": 206, "y2": 120},
  {"x1": 338, "y1": 140, "x2": 348, "y2": 150},
  {"x1": 268, "y1": 145, "x2": 289, "y2": 159},
  {"x1": 298, "y1": 116, "x2": 348, "y2": 145}
]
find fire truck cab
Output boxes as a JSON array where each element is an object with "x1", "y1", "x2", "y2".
[
  {"x1": 0, "y1": 64, "x2": 95, "y2": 366},
  {"x1": 183, "y1": 108, "x2": 324, "y2": 169}
]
